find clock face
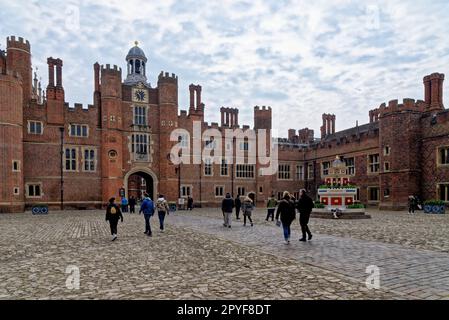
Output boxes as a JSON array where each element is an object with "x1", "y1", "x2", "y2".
[{"x1": 134, "y1": 90, "x2": 146, "y2": 102}]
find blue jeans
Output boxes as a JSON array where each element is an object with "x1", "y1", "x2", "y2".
[
  {"x1": 282, "y1": 222, "x2": 292, "y2": 241},
  {"x1": 144, "y1": 214, "x2": 152, "y2": 235},
  {"x1": 158, "y1": 211, "x2": 166, "y2": 230}
]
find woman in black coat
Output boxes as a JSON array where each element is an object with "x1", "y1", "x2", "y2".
[
  {"x1": 275, "y1": 191, "x2": 296, "y2": 245},
  {"x1": 105, "y1": 197, "x2": 124, "y2": 241},
  {"x1": 297, "y1": 189, "x2": 314, "y2": 242}
]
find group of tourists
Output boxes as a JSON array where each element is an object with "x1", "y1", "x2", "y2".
[
  {"x1": 119, "y1": 196, "x2": 137, "y2": 214},
  {"x1": 106, "y1": 189, "x2": 315, "y2": 245},
  {"x1": 105, "y1": 194, "x2": 170, "y2": 241},
  {"x1": 221, "y1": 189, "x2": 315, "y2": 245},
  {"x1": 222, "y1": 194, "x2": 255, "y2": 228}
]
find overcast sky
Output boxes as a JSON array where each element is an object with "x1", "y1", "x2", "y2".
[{"x1": 1, "y1": 0, "x2": 448, "y2": 138}]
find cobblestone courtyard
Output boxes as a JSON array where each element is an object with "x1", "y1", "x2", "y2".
[{"x1": 1, "y1": 208, "x2": 449, "y2": 300}]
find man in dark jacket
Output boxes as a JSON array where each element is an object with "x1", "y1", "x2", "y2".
[
  {"x1": 297, "y1": 189, "x2": 314, "y2": 242},
  {"x1": 221, "y1": 193, "x2": 235, "y2": 228},
  {"x1": 235, "y1": 195, "x2": 242, "y2": 220},
  {"x1": 139, "y1": 193, "x2": 154, "y2": 237},
  {"x1": 275, "y1": 191, "x2": 296, "y2": 245},
  {"x1": 129, "y1": 196, "x2": 137, "y2": 214},
  {"x1": 105, "y1": 197, "x2": 124, "y2": 241}
]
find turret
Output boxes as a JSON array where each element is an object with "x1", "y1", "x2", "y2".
[
  {"x1": 6, "y1": 36, "x2": 32, "y2": 103},
  {"x1": 254, "y1": 106, "x2": 272, "y2": 130},
  {"x1": 0, "y1": 68, "x2": 24, "y2": 212},
  {"x1": 158, "y1": 71, "x2": 179, "y2": 201},
  {"x1": 99, "y1": 64, "x2": 123, "y2": 204}
]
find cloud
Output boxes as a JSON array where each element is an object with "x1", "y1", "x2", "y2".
[{"x1": 1, "y1": 0, "x2": 448, "y2": 137}]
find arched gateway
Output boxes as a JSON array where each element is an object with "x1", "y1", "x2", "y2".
[{"x1": 124, "y1": 168, "x2": 158, "y2": 201}]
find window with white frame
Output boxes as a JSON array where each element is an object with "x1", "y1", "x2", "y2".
[
  {"x1": 220, "y1": 159, "x2": 229, "y2": 176},
  {"x1": 307, "y1": 164, "x2": 314, "y2": 180},
  {"x1": 296, "y1": 165, "x2": 304, "y2": 180},
  {"x1": 12, "y1": 160, "x2": 20, "y2": 172},
  {"x1": 215, "y1": 186, "x2": 224, "y2": 197},
  {"x1": 27, "y1": 184, "x2": 42, "y2": 198},
  {"x1": 322, "y1": 162, "x2": 330, "y2": 176},
  {"x1": 204, "y1": 158, "x2": 213, "y2": 176},
  {"x1": 237, "y1": 187, "x2": 246, "y2": 197},
  {"x1": 368, "y1": 154, "x2": 380, "y2": 173},
  {"x1": 83, "y1": 149, "x2": 96, "y2": 171},
  {"x1": 236, "y1": 164, "x2": 255, "y2": 178},
  {"x1": 65, "y1": 148, "x2": 77, "y2": 171},
  {"x1": 180, "y1": 185, "x2": 191, "y2": 198},
  {"x1": 438, "y1": 147, "x2": 449, "y2": 165},
  {"x1": 13, "y1": 187, "x2": 20, "y2": 196},
  {"x1": 28, "y1": 121, "x2": 43, "y2": 135},
  {"x1": 278, "y1": 164, "x2": 291, "y2": 180},
  {"x1": 70, "y1": 124, "x2": 88, "y2": 137},
  {"x1": 384, "y1": 146, "x2": 391, "y2": 156},
  {"x1": 132, "y1": 134, "x2": 149, "y2": 161},
  {"x1": 384, "y1": 161, "x2": 390, "y2": 172},
  {"x1": 344, "y1": 157, "x2": 355, "y2": 175},
  {"x1": 134, "y1": 106, "x2": 147, "y2": 126}
]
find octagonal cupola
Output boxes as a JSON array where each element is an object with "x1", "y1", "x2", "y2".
[{"x1": 124, "y1": 41, "x2": 149, "y2": 86}]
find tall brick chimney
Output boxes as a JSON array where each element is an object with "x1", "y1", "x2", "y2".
[{"x1": 424, "y1": 73, "x2": 444, "y2": 111}]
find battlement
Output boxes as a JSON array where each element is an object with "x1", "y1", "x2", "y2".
[
  {"x1": 254, "y1": 105, "x2": 272, "y2": 112},
  {"x1": 7, "y1": 36, "x2": 30, "y2": 51},
  {"x1": 158, "y1": 71, "x2": 178, "y2": 84},
  {"x1": 376, "y1": 98, "x2": 426, "y2": 117},
  {"x1": 101, "y1": 64, "x2": 122, "y2": 73},
  {"x1": 65, "y1": 102, "x2": 95, "y2": 111}
]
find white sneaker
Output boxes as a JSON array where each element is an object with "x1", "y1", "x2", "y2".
[
  {"x1": 112, "y1": 234, "x2": 117, "y2": 241},
  {"x1": 284, "y1": 240, "x2": 290, "y2": 245}
]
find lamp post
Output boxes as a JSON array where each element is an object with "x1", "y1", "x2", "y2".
[{"x1": 59, "y1": 127, "x2": 64, "y2": 210}]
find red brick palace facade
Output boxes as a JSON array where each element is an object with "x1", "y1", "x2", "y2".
[{"x1": 1, "y1": 36, "x2": 449, "y2": 213}]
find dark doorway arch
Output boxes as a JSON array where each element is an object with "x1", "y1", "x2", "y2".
[{"x1": 127, "y1": 171, "x2": 154, "y2": 201}]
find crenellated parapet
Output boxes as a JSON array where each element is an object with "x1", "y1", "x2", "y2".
[
  {"x1": 65, "y1": 102, "x2": 95, "y2": 111},
  {"x1": 374, "y1": 98, "x2": 427, "y2": 118},
  {"x1": 6, "y1": 36, "x2": 30, "y2": 52},
  {"x1": 101, "y1": 64, "x2": 122, "y2": 75},
  {"x1": 158, "y1": 71, "x2": 178, "y2": 85}
]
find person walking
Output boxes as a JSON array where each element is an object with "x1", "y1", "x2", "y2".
[
  {"x1": 187, "y1": 196, "x2": 194, "y2": 211},
  {"x1": 242, "y1": 195, "x2": 254, "y2": 227},
  {"x1": 275, "y1": 191, "x2": 296, "y2": 245},
  {"x1": 105, "y1": 197, "x2": 123, "y2": 241},
  {"x1": 297, "y1": 189, "x2": 314, "y2": 242},
  {"x1": 139, "y1": 193, "x2": 154, "y2": 237},
  {"x1": 156, "y1": 195, "x2": 170, "y2": 232},
  {"x1": 408, "y1": 195, "x2": 417, "y2": 214},
  {"x1": 235, "y1": 194, "x2": 242, "y2": 220},
  {"x1": 129, "y1": 196, "x2": 136, "y2": 214},
  {"x1": 221, "y1": 193, "x2": 234, "y2": 228},
  {"x1": 121, "y1": 196, "x2": 129, "y2": 213},
  {"x1": 266, "y1": 195, "x2": 277, "y2": 221}
]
